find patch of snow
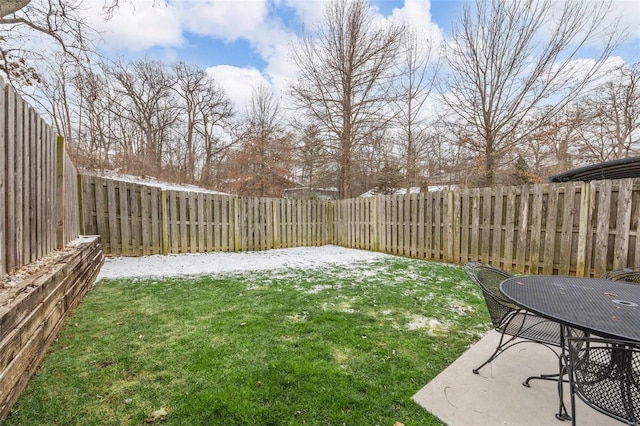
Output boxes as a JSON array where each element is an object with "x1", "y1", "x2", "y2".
[
  {"x1": 67, "y1": 235, "x2": 99, "y2": 246},
  {"x1": 446, "y1": 300, "x2": 476, "y2": 316},
  {"x1": 286, "y1": 312, "x2": 308, "y2": 322},
  {"x1": 96, "y1": 245, "x2": 392, "y2": 281},
  {"x1": 405, "y1": 315, "x2": 448, "y2": 335},
  {"x1": 84, "y1": 170, "x2": 230, "y2": 195}
]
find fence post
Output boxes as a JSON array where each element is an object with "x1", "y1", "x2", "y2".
[
  {"x1": 234, "y1": 197, "x2": 240, "y2": 252},
  {"x1": 55, "y1": 136, "x2": 65, "y2": 249},
  {"x1": 161, "y1": 190, "x2": 168, "y2": 255},
  {"x1": 327, "y1": 201, "x2": 333, "y2": 245},
  {"x1": 0, "y1": 82, "x2": 4, "y2": 275},
  {"x1": 272, "y1": 199, "x2": 280, "y2": 248},
  {"x1": 372, "y1": 197, "x2": 379, "y2": 251},
  {"x1": 576, "y1": 182, "x2": 591, "y2": 277},
  {"x1": 77, "y1": 174, "x2": 84, "y2": 235},
  {"x1": 446, "y1": 190, "x2": 455, "y2": 262}
]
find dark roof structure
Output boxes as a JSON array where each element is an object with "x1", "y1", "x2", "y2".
[{"x1": 549, "y1": 156, "x2": 640, "y2": 183}]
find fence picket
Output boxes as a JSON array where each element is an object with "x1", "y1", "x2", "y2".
[
  {"x1": 14, "y1": 92, "x2": 23, "y2": 266},
  {"x1": 542, "y1": 184, "x2": 558, "y2": 274},
  {"x1": 118, "y1": 181, "x2": 130, "y2": 256},
  {"x1": 481, "y1": 188, "x2": 492, "y2": 264},
  {"x1": 24, "y1": 106, "x2": 32, "y2": 262},
  {"x1": 0, "y1": 84, "x2": 4, "y2": 275},
  {"x1": 613, "y1": 179, "x2": 634, "y2": 270},
  {"x1": 594, "y1": 180, "x2": 613, "y2": 276},
  {"x1": 516, "y1": 186, "x2": 529, "y2": 273},
  {"x1": 529, "y1": 184, "x2": 544, "y2": 273}
]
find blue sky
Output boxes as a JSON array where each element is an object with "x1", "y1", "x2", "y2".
[
  {"x1": 84, "y1": 0, "x2": 640, "y2": 112},
  {"x1": 95, "y1": 1, "x2": 464, "y2": 68}
]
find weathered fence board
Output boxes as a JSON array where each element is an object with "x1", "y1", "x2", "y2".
[
  {"x1": 80, "y1": 179, "x2": 333, "y2": 255},
  {"x1": 0, "y1": 82, "x2": 4, "y2": 275},
  {"x1": 1, "y1": 82, "x2": 77, "y2": 275}
]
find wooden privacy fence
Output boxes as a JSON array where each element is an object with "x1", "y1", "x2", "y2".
[
  {"x1": 82, "y1": 174, "x2": 639, "y2": 277},
  {"x1": 339, "y1": 179, "x2": 640, "y2": 277},
  {"x1": 80, "y1": 175, "x2": 330, "y2": 255},
  {"x1": 0, "y1": 81, "x2": 79, "y2": 275}
]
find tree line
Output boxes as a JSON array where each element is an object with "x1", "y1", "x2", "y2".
[{"x1": 3, "y1": 0, "x2": 639, "y2": 198}]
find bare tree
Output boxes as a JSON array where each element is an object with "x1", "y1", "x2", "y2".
[
  {"x1": 223, "y1": 84, "x2": 294, "y2": 197},
  {"x1": 74, "y1": 68, "x2": 119, "y2": 169},
  {"x1": 0, "y1": 0, "x2": 101, "y2": 85},
  {"x1": 577, "y1": 63, "x2": 640, "y2": 162},
  {"x1": 393, "y1": 31, "x2": 441, "y2": 191},
  {"x1": 444, "y1": 0, "x2": 624, "y2": 186},
  {"x1": 294, "y1": 123, "x2": 334, "y2": 189},
  {"x1": 171, "y1": 62, "x2": 235, "y2": 183},
  {"x1": 105, "y1": 59, "x2": 179, "y2": 173},
  {"x1": 0, "y1": 0, "x2": 122, "y2": 19},
  {"x1": 195, "y1": 81, "x2": 236, "y2": 187},
  {"x1": 290, "y1": 0, "x2": 404, "y2": 198},
  {"x1": 38, "y1": 57, "x2": 237, "y2": 185}
]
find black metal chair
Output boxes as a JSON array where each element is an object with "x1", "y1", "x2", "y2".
[
  {"x1": 464, "y1": 262, "x2": 562, "y2": 375},
  {"x1": 603, "y1": 267, "x2": 640, "y2": 284},
  {"x1": 565, "y1": 330, "x2": 640, "y2": 425}
]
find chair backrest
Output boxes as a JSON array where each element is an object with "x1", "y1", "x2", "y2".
[
  {"x1": 464, "y1": 262, "x2": 516, "y2": 326},
  {"x1": 464, "y1": 262, "x2": 514, "y2": 302},
  {"x1": 602, "y1": 267, "x2": 640, "y2": 284},
  {"x1": 566, "y1": 333, "x2": 640, "y2": 424}
]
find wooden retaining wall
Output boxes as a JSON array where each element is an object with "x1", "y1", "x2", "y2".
[{"x1": 0, "y1": 236, "x2": 103, "y2": 420}]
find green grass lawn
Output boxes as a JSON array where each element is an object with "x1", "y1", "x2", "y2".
[{"x1": 6, "y1": 255, "x2": 490, "y2": 426}]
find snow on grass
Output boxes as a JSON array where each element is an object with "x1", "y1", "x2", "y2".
[
  {"x1": 96, "y1": 245, "x2": 392, "y2": 281},
  {"x1": 405, "y1": 315, "x2": 449, "y2": 335}
]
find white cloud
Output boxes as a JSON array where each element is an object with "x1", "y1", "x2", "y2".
[
  {"x1": 281, "y1": 0, "x2": 327, "y2": 26},
  {"x1": 179, "y1": 0, "x2": 269, "y2": 41},
  {"x1": 263, "y1": 41, "x2": 296, "y2": 93},
  {"x1": 608, "y1": 1, "x2": 640, "y2": 39},
  {"x1": 206, "y1": 65, "x2": 270, "y2": 112},
  {"x1": 389, "y1": 0, "x2": 443, "y2": 42},
  {"x1": 88, "y1": 0, "x2": 184, "y2": 51},
  {"x1": 548, "y1": 55, "x2": 627, "y2": 92}
]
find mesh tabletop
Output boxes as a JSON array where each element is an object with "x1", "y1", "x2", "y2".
[{"x1": 500, "y1": 276, "x2": 640, "y2": 342}]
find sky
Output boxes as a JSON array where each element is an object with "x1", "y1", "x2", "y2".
[{"x1": 80, "y1": 0, "x2": 640, "y2": 113}]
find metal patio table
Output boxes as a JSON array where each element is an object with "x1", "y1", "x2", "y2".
[{"x1": 500, "y1": 275, "x2": 640, "y2": 421}]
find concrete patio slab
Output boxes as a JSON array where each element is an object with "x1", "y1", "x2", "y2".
[{"x1": 413, "y1": 331, "x2": 619, "y2": 426}]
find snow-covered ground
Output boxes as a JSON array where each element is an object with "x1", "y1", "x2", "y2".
[{"x1": 96, "y1": 245, "x2": 392, "y2": 281}]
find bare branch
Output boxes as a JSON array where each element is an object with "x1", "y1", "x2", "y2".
[
  {"x1": 0, "y1": 0, "x2": 31, "y2": 18},
  {"x1": 290, "y1": 0, "x2": 404, "y2": 198},
  {"x1": 443, "y1": 0, "x2": 627, "y2": 186}
]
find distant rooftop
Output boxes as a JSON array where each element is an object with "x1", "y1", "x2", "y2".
[{"x1": 549, "y1": 156, "x2": 640, "y2": 183}]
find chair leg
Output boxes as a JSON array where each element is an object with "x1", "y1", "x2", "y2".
[
  {"x1": 622, "y1": 375, "x2": 636, "y2": 424},
  {"x1": 472, "y1": 352, "x2": 497, "y2": 374},
  {"x1": 569, "y1": 383, "x2": 577, "y2": 426},
  {"x1": 555, "y1": 361, "x2": 572, "y2": 422},
  {"x1": 472, "y1": 331, "x2": 518, "y2": 374},
  {"x1": 523, "y1": 371, "x2": 563, "y2": 387}
]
